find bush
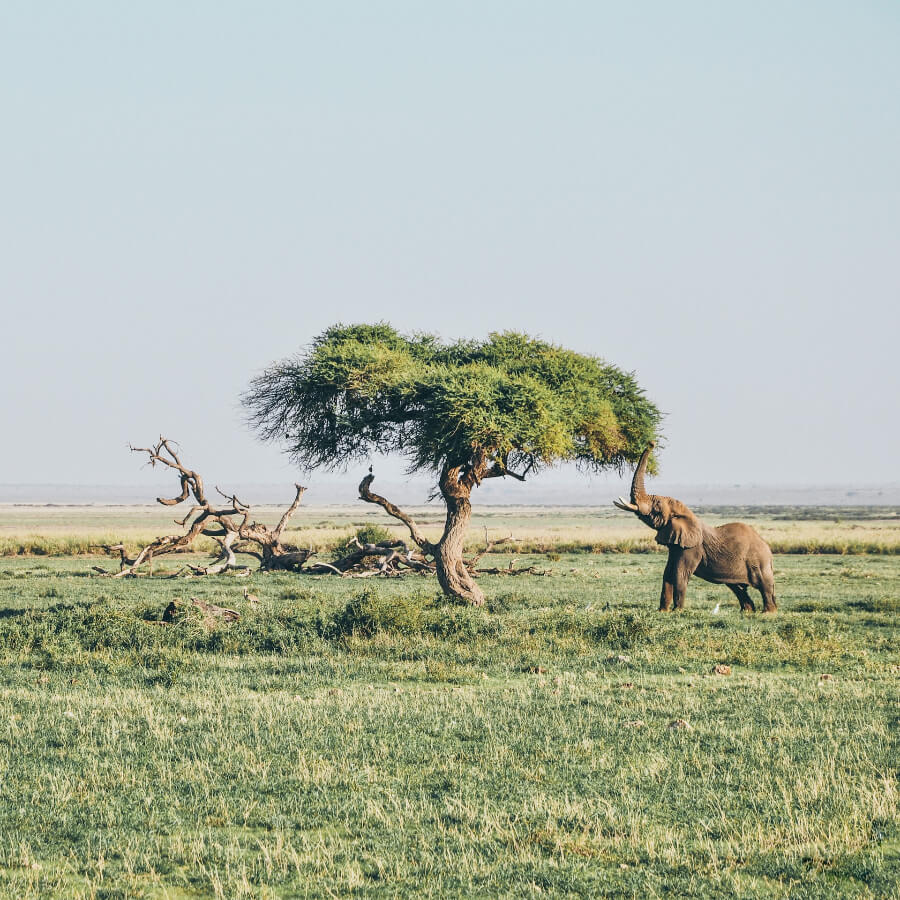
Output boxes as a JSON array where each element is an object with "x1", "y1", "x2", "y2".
[
  {"x1": 325, "y1": 587, "x2": 429, "y2": 639},
  {"x1": 354, "y1": 524, "x2": 394, "y2": 546},
  {"x1": 322, "y1": 587, "x2": 498, "y2": 644},
  {"x1": 0, "y1": 601, "x2": 325, "y2": 658}
]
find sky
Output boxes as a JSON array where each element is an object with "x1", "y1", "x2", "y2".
[{"x1": 1, "y1": 2, "x2": 898, "y2": 499}]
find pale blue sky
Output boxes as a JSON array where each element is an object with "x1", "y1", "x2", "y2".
[{"x1": 2, "y1": 2, "x2": 898, "y2": 494}]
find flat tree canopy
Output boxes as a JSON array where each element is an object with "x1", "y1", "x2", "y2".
[{"x1": 244, "y1": 324, "x2": 661, "y2": 602}]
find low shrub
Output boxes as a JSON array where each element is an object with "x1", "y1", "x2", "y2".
[
  {"x1": 585, "y1": 612, "x2": 660, "y2": 649},
  {"x1": 324, "y1": 586, "x2": 429, "y2": 639},
  {"x1": 353, "y1": 524, "x2": 395, "y2": 546},
  {"x1": 0, "y1": 601, "x2": 325, "y2": 657}
]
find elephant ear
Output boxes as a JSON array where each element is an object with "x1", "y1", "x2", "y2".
[{"x1": 655, "y1": 504, "x2": 703, "y2": 549}]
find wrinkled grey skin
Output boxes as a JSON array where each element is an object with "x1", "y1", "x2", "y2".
[{"x1": 614, "y1": 444, "x2": 776, "y2": 612}]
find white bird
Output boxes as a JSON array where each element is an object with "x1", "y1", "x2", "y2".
[
  {"x1": 243, "y1": 587, "x2": 260, "y2": 606},
  {"x1": 711, "y1": 603, "x2": 721, "y2": 615}
]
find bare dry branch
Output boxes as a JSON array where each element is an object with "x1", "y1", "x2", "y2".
[
  {"x1": 215, "y1": 485, "x2": 251, "y2": 511},
  {"x1": 358, "y1": 472, "x2": 434, "y2": 552},
  {"x1": 273, "y1": 484, "x2": 307, "y2": 538},
  {"x1": 466, "y1": 529, "x2": 515, "y2": 570}
]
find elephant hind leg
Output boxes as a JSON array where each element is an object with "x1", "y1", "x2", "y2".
[
  {"x1": 749, "y1": 564, "x2": 777, "y2": 613},
  {"x1": 759, "y1": 573, "x2": 777, "y2": 613},
  {"x1": 727, "y1": 583, "x2": 756, "y2": 613}
]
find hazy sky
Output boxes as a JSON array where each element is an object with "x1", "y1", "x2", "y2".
[{"x1": 2, "y1": 2, "x2": 898, "y2": 495}]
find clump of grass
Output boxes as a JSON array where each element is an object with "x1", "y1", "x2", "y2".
[
  {"x1": 0, "y1": 601, "x2": 326, "y2": 657},
  {"x1": 325, "y1": 586, "x2": 429, "y2": 639},
  {"x1": 848, "y1": 595, "x2": 900, "y2": 614},
  {"x1": 279, "y1": 587, "x2": 315, "y2": 602},
  {"x1": 585, "y1": 611, "x2": 660, "y2": 649},
  {"x1": 422, "y1": 658, "x2": 476, "y2": 683},
  {"x1": 324, "y1": 587, "x2": 500, "y2": 645}
]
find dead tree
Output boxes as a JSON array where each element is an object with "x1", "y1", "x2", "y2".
[{"x1": 97, "y1": 438, "x2": 310, "y2": 577}]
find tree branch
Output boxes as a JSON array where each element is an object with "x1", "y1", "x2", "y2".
[
  {"x1": 482, "y1": 453, "x2": 534, "y2": 482},
  {"x1": 215, "y1": 485, "x2": 250, "y2": 511},
  {"x1": 465, "y1": 528, "x2": 515, "y2": 569},
  {"x1": 273, "y1": 484, "x2": 307, "y2": 538},
  {"x1": 358, "y1": 472, "x2": 434, "y2": 553}
]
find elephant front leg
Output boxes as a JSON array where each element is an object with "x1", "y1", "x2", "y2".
[
  {"x1": 672, "y1": 573, "x2": 691, "y2": 609},
  {"x1": 659, "y1": 579, "x2": 674, "y2": 611},
  {"x1": 659, "y1": 552, "x2": 683, "y2": 611},
  {"x1": 662, "y1": 549, "x2": 693, "y2": 610}
]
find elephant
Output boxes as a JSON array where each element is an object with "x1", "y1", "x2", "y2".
[{"x1": 613, "y1": 443, "x2": 776, "y2": 612}]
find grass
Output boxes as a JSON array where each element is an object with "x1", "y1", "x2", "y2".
[{"x1": 0, "y1": 549, "x2": 897, "y2": 897}]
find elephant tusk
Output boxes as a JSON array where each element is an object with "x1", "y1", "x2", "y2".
[{"x1": 613, "y1": 497, "x2": 638, "y2": 512}]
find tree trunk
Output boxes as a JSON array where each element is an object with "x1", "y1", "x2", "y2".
[{"x1": 435, "y1": 490, "x2": 485, "y2": 606}]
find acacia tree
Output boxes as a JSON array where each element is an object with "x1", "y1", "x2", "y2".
[{"x1": 243, "y1": 325, "x2": 661, "y2": 604}]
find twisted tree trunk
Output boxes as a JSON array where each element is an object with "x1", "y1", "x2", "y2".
[
  {"x1": 434, "y1": 464, "x2": 485, "y2": 605},
  {"x1": 435, "y1": 490, "x2": 484, "y2": 605},
  {"x1": 357, "y1": 468, "x2": 483, "y2": 604}
]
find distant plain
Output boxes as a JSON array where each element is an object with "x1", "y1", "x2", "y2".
[{"x1": 2, "y1": 503, "x2": 899, "y2": 559}]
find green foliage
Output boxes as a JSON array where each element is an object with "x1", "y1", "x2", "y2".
[
  {"x1": 353, "y1": 523, "x2": 394, "y2": 546},
  {"x1": 243, "y1": 324, "x2": 661, "y2": 477},
  {"x1": 324, "y1": 586, "x2": 498, "y2": 643}
]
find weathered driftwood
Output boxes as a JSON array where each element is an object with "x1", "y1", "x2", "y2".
[
  {"x1": 96, "y1": 438, "x2": 309, "y2": 578},
  {"x1": 304, "y1": 536, "x2": 434, "y2": 578},
  {"x1": 472, "y1": 560, "x2": 549, "y2": 577}
]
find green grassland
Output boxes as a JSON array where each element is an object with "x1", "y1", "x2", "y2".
[{"x1": 0, "y1": 539, "x2": 897, "y2": 898}]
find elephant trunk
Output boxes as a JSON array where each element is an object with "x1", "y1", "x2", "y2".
[{"x1": 630, "y1": 442, "x2": 654, "y2": 512}]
